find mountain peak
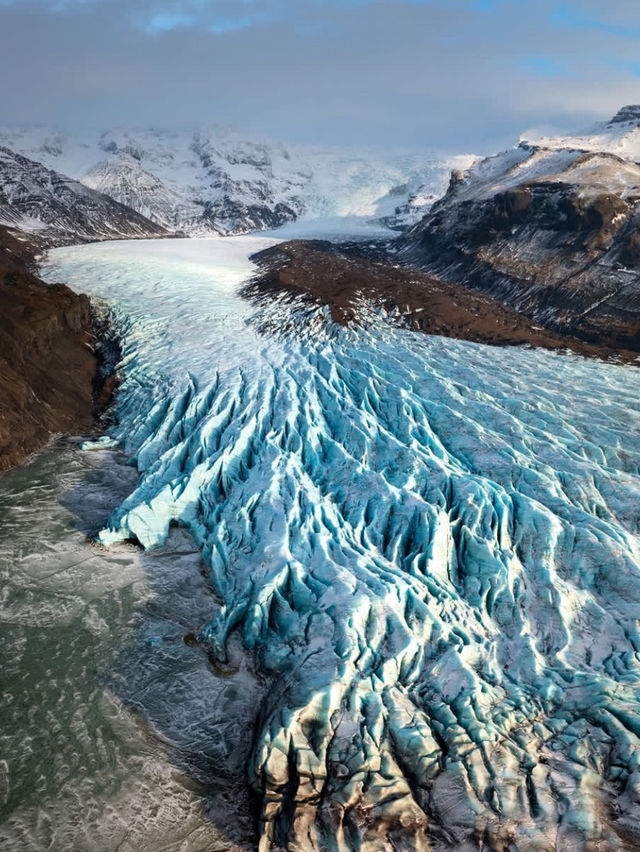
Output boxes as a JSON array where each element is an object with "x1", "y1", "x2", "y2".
[{"x1": 608, "y1": 105, "x2": 640, "y2": 126}]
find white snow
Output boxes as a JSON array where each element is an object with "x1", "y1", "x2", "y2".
[
  {"x1": 522, "y1": 115, "x2": 640, "y2": 163},
  {"x1": 443, "y1": 111, "x2": 640, "y2": 206},
  {"x1": 0, "y1": 125, "x2": 474, "y2": 235}
]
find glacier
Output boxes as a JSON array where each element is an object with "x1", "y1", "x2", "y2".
[{"x1": 42, "y1": 237, "x2": 640, "y2": 850}]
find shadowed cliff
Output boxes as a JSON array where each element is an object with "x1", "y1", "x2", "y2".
[{"x1": 0, "y1": 225, "x2": 110, "y2": 470}]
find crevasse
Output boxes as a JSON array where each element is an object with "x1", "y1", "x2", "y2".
[{"x1": 45, "y1": 239, "x2": 640, "y2": 851}]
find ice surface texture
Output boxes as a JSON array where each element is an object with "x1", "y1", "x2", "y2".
[{"x1": 45, "y1": 239, "x2": 640, "y2": 851}]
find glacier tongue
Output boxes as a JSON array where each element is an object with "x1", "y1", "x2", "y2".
[{"x1": 44, "y1": 238, "x2": 640, "y2": 850}]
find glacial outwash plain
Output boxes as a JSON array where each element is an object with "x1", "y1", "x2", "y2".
[{"x1": 3, "y1": 108, "x2": 640, "y2": 851}]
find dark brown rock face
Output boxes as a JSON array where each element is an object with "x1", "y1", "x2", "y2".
[
  {"x1": 244, "y1": 239, "x2": 635, "y2": 361},
  {"x1": 0, "y1": 226, "x2": 104, "y2": 471},
  {"x1": 397, "y1": 149, "x2": 640, "y2": 353}
]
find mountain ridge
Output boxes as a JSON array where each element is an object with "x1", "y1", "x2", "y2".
[
  {"x1": 0, "y1": 145, "x2": 167, "y2": 247},
  {"x1": 396, "y1": 106, "x2": 640, "y2": 354},
  {"x1": 0, "y1": 125, "x2": 473, "y2": 237}
]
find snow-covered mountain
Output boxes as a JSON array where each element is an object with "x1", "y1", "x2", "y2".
[
  {"x1": 0, "y1": 145, "x2": 166, "y2": 246},
  {"x1": 398, "y1": 105, "x2": 640, "y2": 351},
  {"x1": 411, "y1": 105, "x2": 640, "y2": 215},
  {"x1": 0, "y1": 126, "x2": 473, "y2": 237},
  {"x1": 520, "y1": 104, "x2": 640, "y2": 161}
]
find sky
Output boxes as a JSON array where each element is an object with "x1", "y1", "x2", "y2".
[{"x1": 1, "y1": 0, "x2": 640, "y2": 152}]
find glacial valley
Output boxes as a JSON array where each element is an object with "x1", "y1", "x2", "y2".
[{"x1": 4, "y1": 108, "x2": 640, "y2": 851}]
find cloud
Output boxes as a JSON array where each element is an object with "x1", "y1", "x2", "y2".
[
  {"x1": 550, "y1": 4, "x2": 640, "y2": 39},
  {"x1": 1, "y1": 0, "x2": 640, "y2": 150},
  {"x1": 515, "y1": 55, "x2": 572, "y2": 78},
  {"x1": 0, "y1": 0, "x2": 557, "y2": 33}
]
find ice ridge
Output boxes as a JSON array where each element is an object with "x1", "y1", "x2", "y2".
[{"x1": 92, "y1": 297, "x2": 640, "y2": 850}]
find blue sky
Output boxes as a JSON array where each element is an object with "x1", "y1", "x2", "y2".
[{"x1": 1, "y1": 0, "x2": 639, "y2": 150}]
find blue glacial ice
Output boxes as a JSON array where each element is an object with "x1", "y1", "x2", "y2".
[{"x1": 44, "y1": 238, "x2": 640, "y2": 850}]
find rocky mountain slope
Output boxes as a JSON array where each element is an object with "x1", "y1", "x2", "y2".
[
  {"x1": 245, "y1": 239, "x2": 638, "y2": 361},
  {"x1": 0, "y1": 225, "x2": 110, "y2": 470},
  {"x1": 0, "y1": 146, "x2": 166, "y2": 247},
  {"x1": 0, "y1": 126, "x2": 472, "y2": 236},
  {"x1": 397, "y1": 106, "x2": 640, "y2": 352}
]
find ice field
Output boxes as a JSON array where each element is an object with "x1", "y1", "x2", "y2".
[{"x1": 3, "y1": 236, "x2": 640, "y2": 850}]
